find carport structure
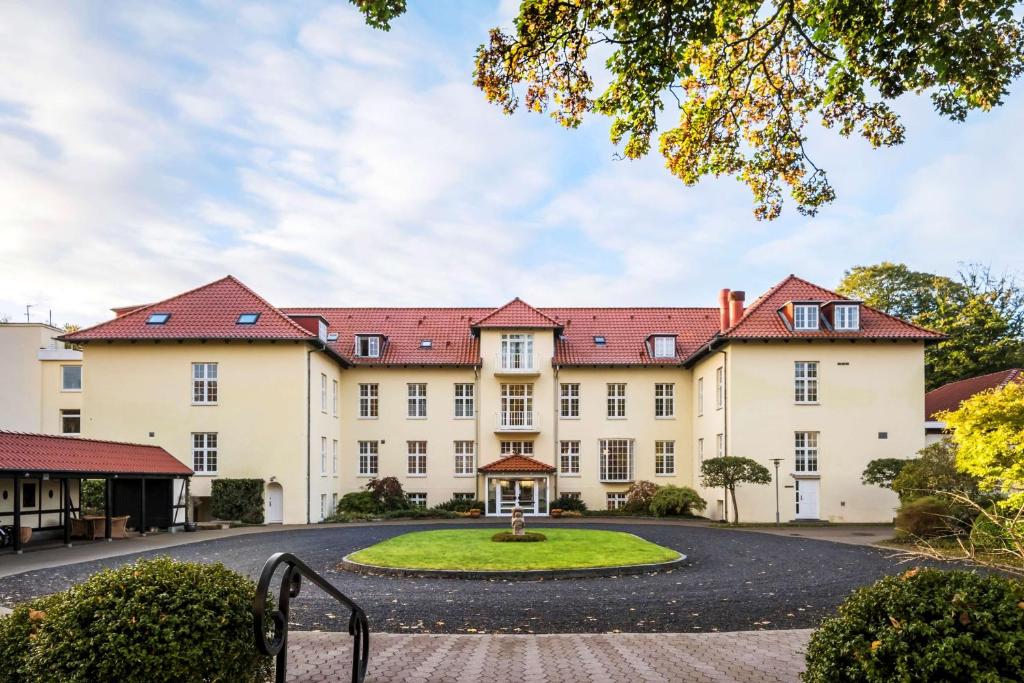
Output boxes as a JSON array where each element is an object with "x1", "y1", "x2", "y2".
[{"x1": 0, "y1": 432, "x2": 192, "y2": 554}]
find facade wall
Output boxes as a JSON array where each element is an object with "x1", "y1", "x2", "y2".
[
  {"x1": 40, "y1": 358, "x2": 83, "y2": 434},
  {"x1": 80, "y1": 342, "x2": 311, "y2": 524},
  {"x1": 690, "y1": 351, "x2": 729, "y2": 520},
  {"x1": 727, "y1": 341, "x2": 925, "y2": 523},
  {"x1": 0, "y1": 324, "x2": 81, "y2": 434},
  {"x1": 0, "y1": 477, "x2": 76, "y2": 530}
]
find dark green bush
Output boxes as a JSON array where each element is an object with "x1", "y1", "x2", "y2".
[
  {"x1": 650, "y1": 486, "x2": 707, "y2": 517},
  {"x1": 969, "y1": 511, "x2": 1021, "y2": 550},
  {"x1": 802, "y1": 568, "x2": 1024, "y2": 682},
  {"x1": 491, "y1": 531, "x2": 547, "y2": 542},
  {"x1": 379, "y1": 508, "x2": 458, "y2": 520},
  {"x1": 433, "y1": 496, "x2": 485, "y2": 512},
  {"x1": 0, "y1": 558, "x2": 270, "y2": 683},
  {"x1": 365, "y1": 477, "x2": 410, "y2": 511},
  {"x1": 892, "y1": 441, "x2": 980, "y2": 503},
  {"x1": 210, "y1": 478, "x2": 265, "y2": 524},
  {"x1": 624, "y1": 480, "x2": 660, "y2": 513},
  {"x1": 551, "y1": 494, "x2": 587, "y2": 512},
  {"x1": 79, "y1": 479, "x2": 105, "y2": 514},
  {"x1": 894, "y1": 496, "x2": 960, "y2": 540},
  {"x1": 337, "y1": 491, "x2": 381, "y2": 515},
  {"x1": 321, "y1": 511, "x2": 373, "y2": 524}
]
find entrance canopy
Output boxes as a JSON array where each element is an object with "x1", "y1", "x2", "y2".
[{"x1": 479, "y1": 454, "x2": 555, "y2": 516}]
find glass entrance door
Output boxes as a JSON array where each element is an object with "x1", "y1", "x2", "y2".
[{"x1": 495, "y1": 479, "x2": 538, "y2": 514}]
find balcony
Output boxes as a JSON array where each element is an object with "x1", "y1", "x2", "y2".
[
  {"x1": 494, "y1": 411, "x2": 540, "y2": 433},
  {"x1": 493, "y1": 352, "x2": 540, "y2": 376}
]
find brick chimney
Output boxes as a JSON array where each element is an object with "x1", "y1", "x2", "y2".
[
  {"x1": 729, "y1": 291, "x2": 745, "y2": 325},
  {"x1": 719, "y1": 288, "x2": 731, "y2": 332}
]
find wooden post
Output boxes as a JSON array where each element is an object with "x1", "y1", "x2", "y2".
[
  {"x1": 12, "y1": 475, "x2": 21, "y2": 554},
  {"x1": 105, "y1": 478, "x2": 112, "y2": 541},
  {"x1": 62, "y1": 478, "x2": 72, "y2": 547},
  {"x1": 184, "y1": 478, "x2": 191, "y2": 525},
  {"x1": 139, "y1": 479, "x2": 147, "y2": 536}
]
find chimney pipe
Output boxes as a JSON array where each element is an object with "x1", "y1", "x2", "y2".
[
  {"x1": 719, "y1": 289, "x2": 731, "y2": 332},
  {"x1": 729, "y1": 291, "x2": 746, "y2": 325}
]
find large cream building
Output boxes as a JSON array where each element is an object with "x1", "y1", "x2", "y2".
[
  {"x1": 0, "y1": 323, "x2": 83, "y2": 437},
  {"x1": 55, "y1": 274, "x2": 942, "y2": 525}
]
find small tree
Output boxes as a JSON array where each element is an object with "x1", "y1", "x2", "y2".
[
  {"x1": 861, "y1": 458, "x2": 909, "y2": 489},
  {"x1": 700, "y1": 457, "x2": 771, "y2": 524},
  {"x1": 364, "y1": 476, "x2": 409, "y2": 511},
  {"x1": 891, "y1": 440, "x2": 982, "y2": 504}
]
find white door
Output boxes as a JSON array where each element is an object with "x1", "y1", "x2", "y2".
[
  {"x1": 266, "y1": 483, "x2": 283, "y2": 524},
  {"x1": 795, "y1": 479, "x2": 819, "y2": 519}
]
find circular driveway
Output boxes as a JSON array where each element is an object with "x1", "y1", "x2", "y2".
[{"x1": 0, "y1": 521, "x2": 945, "y2": 634}]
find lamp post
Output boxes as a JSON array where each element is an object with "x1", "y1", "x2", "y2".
[{"x1": 770, "y1": 458, "x2": 783, "y2": 526}]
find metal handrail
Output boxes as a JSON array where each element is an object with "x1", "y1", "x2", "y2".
[{"x1": 253, "y1": 552, "x2": 369, "y2": 683}]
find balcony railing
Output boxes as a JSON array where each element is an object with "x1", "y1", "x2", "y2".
[
  {"x1": 495, "y1": 410, "x2": 540, "y2": 432},
  {"x1": 494, "y1": 352, "x2": 538, "y2": 374}
]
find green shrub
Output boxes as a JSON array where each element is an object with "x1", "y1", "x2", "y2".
[
  {"x1": 891, "y1": 440, "x2": 980, "y2": 503},
  {"x1": 379, "y1": 508, "x2": 458, "y2": 520},
  {"x1": 650, "y1": 486, "x2": 707, "y2": 517},
  {"x1": 0, "y1": 558, "x2": 270, "y2": 683},
  {"x1": 802, "y1": 568, "x2": 1024, "y2": 682},
  {"x1": 969, "y1": 511, "x2": 1022, "y2": 550},
  {"x1": 337, "y1": 491, "x2": 381, "y2": 515},
  {"x1": 79, "y1": 479, "x2": 106, "y2": 514},
  {"x1": 365, "y1": 477, "x2": 410, "y2": 511},
  {"x1": 624, "y1": 480, "x2": 660, "y2": 513},
  {"x1": 551, "y1": 494, "x2": 587, "y2": 512},
  {"x1": 321, "y1": 511, "x2": 373, "y2": 523},
  {"x1": 894, "y1": 496, "x2": 960, "y2": 540},
  {"x1": 210, "y1": 478, "x2": 265, "y2": 524},
  {"x1": 433, "y1": 496, "x2": 485, "y2": 512},
  {"x1": 491, "y1": 531, "x2": 547, "y2": 542}
]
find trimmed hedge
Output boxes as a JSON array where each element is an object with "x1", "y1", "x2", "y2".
[
  {"x1": 211, "y1": 478, "x2": 265, "y2": 524},
  {"x1": 551, "y1": 494, "x2": 588, "y2": 512},
  {"x1": 803, "y1": 568, "x2": 1024, "y2": 682},
  {"x1": 337, "y1": 491, "x2": 382, "y2": 515},
  {"x1": 492, "y1": 531, "x2": 547, "y2": 542},
  {"x1": 0, "y1": 557, "x2": 271, "y2": 682},
  {"x1": 433, "y1": 496, "x2": 485, "y2": 512}
]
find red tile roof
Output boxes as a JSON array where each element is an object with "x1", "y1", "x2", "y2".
[
  {"x1": 721, "y1": 275, "x2": 944, "y2": 341},
  {"x1": 0, "y1": 432, "x2": 193, "y2": 476},
  {"x1": 478, "y1": 453, "x2": 557, "y2": 473},
  {"x1": 63, "y1": 276, "x2": 314, "y2": 342},
  {"x1": 925, "y1": 369, "x2": 1023, "y2": 419},
  {"x1": 474, "y1": 298, "x2": 562, "y2": 329}
]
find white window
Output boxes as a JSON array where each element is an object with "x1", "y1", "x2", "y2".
[
  {"x1": 653, "y1": 336, "x2": 675, "y2": 358},
  {"x1": 355, "y1": 335, "x2": 380, "y2": 358},
  {"x1": 453, "y1": 492, "x2": 475, "y2": 501},
  {"x1": 320, "y1": 437, "x2": 327, "y2": 475},
  {"x1": 332, "y1": 439, "x2": 339, "y2": 475},
  {"x1": 794, "y1": 304, "x2": 820, "y2": 330},
  {"x1": 358, "y1": 384, "x2": 378, "y2": 418},
  {"x1": 407, "y1": 441, "x2": 427, "y2": 476},
  {"x1": 61, "y1": 365, "x2": 82, "y2": 392},
  {"x1": 332, "y1": 380, "x2": 338, "y2": 417},
  {"x1": 192, "y1": 363, "x2": 218, "y2": 404},
  {"x1": 500, "y1": 440, "x2": 534, "y2": 455},
  {"x1": 795, "y1": 361, "x2": 819, "y2": 403},
  {"x1": 454, "y1": 383, "x2": 475, "y2": 418},
  {"x1": 500, "y1": 333, "x2": 534, "y2": 370},
  {"x1": 60, "y1": 409, "x2": 80, "y2": 435},
  {"x1": 407, "y1": 383, "x2": 427, "y2": 418},
  {"x1": 606, "y1": 492, "x2": 627, "y2": 510},
  {"x1": 599, "y1": 439, "x2": 634, "y2": 482},
  {"x1": 358, "y1": 441, "x2": 379, "y2": 476},
  {"x1": 834, "y1": 304, "x2": 860, "y2": 330},
  {"x1": 607, "y1": 383, "x2": 626, "y2": 418},
  {"x1": 320, "y1": 494, "x2": 327, "y2": 520},
  {"x1": 500, "y1": 383, "x2": 534, "y2": 427},
  {"x1": 454, "y1": 441, "x2": 475, "y2": 475},
  {"x1": 655, "y1": 383, "x2": 675, "y2": 418},
  {"x1": 697, "y1": 438, "x2": 704, "y2": 464},
  {"x1": 795, "y1": 432, "x2": 819, "y2": 472},
  {"x1": 716, "y1": 433, "x2": 724, "y2": 457},
  {"x1": 192, "y1": 432, "x2": 218, "y2": 474},
  {"x1": 320, "y1": 374, "x2": 327, "y2": 413},
  {"x1": 560, "y1": 383, "x2": 580, "y2": 418},
  {"x1": 715, "y1": 367, "x2": 724, "y2": 409},
  {"x1": 655, "y1": 441, "x2": 675, "y2": 476},
  {"x1": 407, "y1": 492, "x2": 427, "y2": 509},
  {"x1": 559, "y1": 441, "x2": 580, "y2": 475},
  {"x1": 697, "y1": 377, "x2": 704, "y2": 416}
]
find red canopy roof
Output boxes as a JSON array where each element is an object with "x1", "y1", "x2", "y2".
[
  {"x1": 473, "y1": 298, "x2": 562, "y2": 329},
  {"x1": 925, "y1": 368, "x2": 1023, "y2": 419},
  {"x1": 0, "y1": 432, "x2": 192, "y2": 476},
  {"x1": 478, "y1": 454, "x2": 556, "y2": 473}
]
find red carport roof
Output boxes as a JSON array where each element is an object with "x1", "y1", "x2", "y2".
[
  {"x1": 0, "y1": 432, "x2": 193, "y2": 476},
  {"x1": 478, "y1": 454, "x2": 556, "y2": 473}
]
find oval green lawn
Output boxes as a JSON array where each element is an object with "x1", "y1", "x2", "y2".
[{"x1": 347, "y1": 528, "x2": 680, "y2": 571}]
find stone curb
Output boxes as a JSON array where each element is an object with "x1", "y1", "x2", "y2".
[{"x1": 338, "y1": 551, "x2": 687, "y2": 580}]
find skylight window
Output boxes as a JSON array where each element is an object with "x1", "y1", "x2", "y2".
[
  {"x1": 326, "y1": 332, "x2": 339, "y2": 341},
  {"x1": 593, "y1": 336, "x2": 607, "y2": 346},
  {"x1": 146, "y1": 312, "x2": 171, "y2": 325},
  {"x1": 420, "y1": 339, "x2": 433, "y2": 348},
  {"x1": 237, "y1": 313, "x2": 260, "y2": 325}
]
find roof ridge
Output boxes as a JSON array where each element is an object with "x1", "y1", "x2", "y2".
[
  {"x1": 474, "y1": 297, "x2": 562, "y2": 328},
  {"x1": 0, "y1": 430, "x2": 165, "y2": 450},
  {"x1": 221, "y1": 275, "x2": 316, "y2": 338}
]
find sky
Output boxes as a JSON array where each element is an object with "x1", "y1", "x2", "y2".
[{"x1": 1, "y1": 1, "x2": 1022, "y2": 327}]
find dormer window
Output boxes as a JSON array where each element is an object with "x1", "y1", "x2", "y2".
[
  {"x1": 653, "y1": 336, "x2": 676, "y2": 358},
  {"x1": 146, "y1": 312, "x2": 171, "y2": 325},
  {"x1": 593, "y1": 336, "x2": 607, "y2": 346},
  {"x1": 834, "y1": 304, "x2": 860, "y2": 331},
  {"x1": 356, "y1": 335, "x2": 380, "y2": 358},
  {"x1": 793, "y1": 304, "x2": 819, "y2": 331},
  {"x1": 236, "y1": 313, "x2": 260, "y2": 325}
]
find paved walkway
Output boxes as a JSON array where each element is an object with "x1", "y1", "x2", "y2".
[{"x1": 287, "y1": 630, "x2": 811, "y2": 682}]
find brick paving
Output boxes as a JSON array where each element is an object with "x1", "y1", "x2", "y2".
[{"x1": 286, "y1": 629, "x2": 811, "y2": 682}]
